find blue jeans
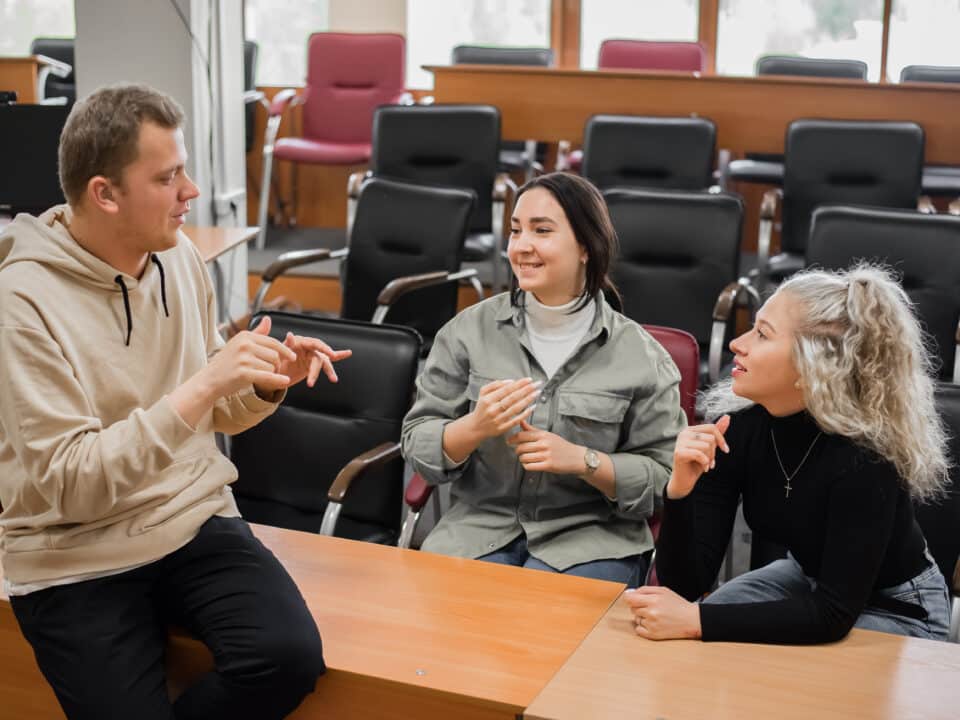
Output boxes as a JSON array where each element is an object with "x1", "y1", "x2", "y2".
[
  {"x1": 477, "y1": 534, "x2": 646, "y2": 587},
  {"x1": 702, "y1": 552, "x2": 950, "y2": 640}
]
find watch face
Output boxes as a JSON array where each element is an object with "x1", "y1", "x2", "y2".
[{"x1": 585, "y1": 449, "x2": 600, "y2": 469}]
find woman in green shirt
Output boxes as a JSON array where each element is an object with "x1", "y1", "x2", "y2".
[{"x1": 401, "y1": 173, "x2": 686, "y2": 585}]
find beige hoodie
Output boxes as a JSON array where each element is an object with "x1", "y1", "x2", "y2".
[{"x1": 0, "y1": 206, "x2": 282, "y2": 585}]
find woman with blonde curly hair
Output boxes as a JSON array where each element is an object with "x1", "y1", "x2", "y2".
[{"x1": 624, "y1": 264, "x2": 952, "y2": 644}]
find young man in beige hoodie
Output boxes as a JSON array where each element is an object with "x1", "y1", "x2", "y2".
[{"x1": 0, "y1": 84, "x2": 350, "y2": 719}]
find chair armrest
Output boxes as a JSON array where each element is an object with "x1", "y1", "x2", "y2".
[
  {"x1": 327, "y1": 442, "x2": 402, "y2": 503},
  {"x1": 556, "y1": 140, "x2": 572, "y2": 172},
  {"x1": 373, "y1": 269, "x2": 480, "y2": 324},
  {"x1": 34, "y1": 54, "x2": 72, "y2": 78},
  {"x1": 949, "y1": 199, "x2": 960, "y2": 216},
  {"x1": 405, "y1": 473, "x2": 435, "y2": 512},
  {"x1": 348, "y1": 170, "x2": 372, "y2": 200},
  {"x1": 243, "y1": 89, "x2": 266, "y2": 107},
  {"x1": 918, "y1": 196, "x2": 936, "y2": 214},
  {"x1": 709, "y1": 278, "x2": 761, "y2": 383},
  {"x1": 394, "y1": 91, "x2": 415, "y2": 106},
  {"x1": 268, "y1": 88, "x2": 300, "y2": 117},
  {"x1": 418, "y1": 95, "x2": 436, "y2": 105},
  {"x1": 755, "y1": 188, "x2": 782, "y2": 293},
  {"x1": 263, "y1": 247, "x2": 348, "y2": 283}
]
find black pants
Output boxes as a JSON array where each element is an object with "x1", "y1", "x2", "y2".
[{"x1": 11, "y1": 516, "x2": 325, "y2": 720}]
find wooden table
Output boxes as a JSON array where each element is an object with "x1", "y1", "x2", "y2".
[
  {"x1": 0, "y1": 56, "x2": 49, "y2": 104},
  {"x1": 428, "y1": 65, "x2": 960, "y2": 164},
  {"x1": 525, "y1": 594, "x2": 960, "y2": 720},
  {"x1": 183, "y1": 225, "x2": 258, "y2": 321},
  {"x1": 0, "y1": 524, "x2": 623, "y2": 719}
]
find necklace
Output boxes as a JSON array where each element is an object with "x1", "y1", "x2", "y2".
[{"x1": 770, "y1": 429, "x2": 822, "y2": 499}]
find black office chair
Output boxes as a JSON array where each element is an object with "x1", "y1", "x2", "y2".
[
  {"x1": 899, "y1": 65, "x2": 960, "y2": 200},
  {"x1": 348, "y1": 104, "x2": 513, "y2": 292},
  {"x1": 28, "y1": 37, "x2": 75, "y2": 105},
  {"x1": 243, "y1": 40, "x2": 260, "y2": 154},
  {"x1": 807, "y1": 205, "x2": 960, "y2": 383},
  {"x1": 901, "y1": 65, "x2": 960, "y2": 84},
  {"x1": 604, "y1": 188, "x2": 753, "y2": 386},
  {"x1": 0, "y1": 104, "x2": 69, "y2": 215},
  {"x1": 231, "y1": 312, "x2": 421, "y2": 543},
  {"x1": 250, "y1": 177, "x2": 480, "y2": 351},
  {"x1": 582, "y1": 116, "x2": 717, "y2": 192},
  {"x1": 451, "y1": 45, "x2": 553, "y2": 181},
  {"x1": 727, "y1": 56, "x2": 867, "y2": 187},
  {"x1": 755, "y1": 119, "x2": 924, "y2": 290},
  {"x1": 917, "y1": 382, "x2": 960, "y2": 642}
]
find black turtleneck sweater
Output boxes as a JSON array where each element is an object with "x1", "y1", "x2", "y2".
[{"x1": 656, "y1": 405, "x2": 928, "y2": 644}]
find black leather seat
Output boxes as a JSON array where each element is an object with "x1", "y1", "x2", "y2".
[
  {"x1": 451, "y1": 45, "x2": 553, "y2": 179},
  {"x1": 29, "y1": 37, "x2": 76, "y2": 105},
  {"x1": 901, "y1": 65, "x2": 960, "y2": 83},
  {"x1": 900, "y1": 65, "x2": 960, "y2": 198},
  {"x1": 756, "y1": 120, "x2": 924, "y2": 287},
  {"x1": 250, "y1": 177, "x2": 477, "y2": 352},
  {"x1": 243, "y1": 40, "x2": 259, "y2": 154},
  {"x1": 353, "y1": 104, "x2": 511, "y2": 290},
  {"x1": 728, "y1": 56, "x2": 867, "y2": 185},
  {"x1": 807, "y1": 205, "x2": 960, "y2": 382},
  {"x1": 582, "y1": 115, "x2": 716, "y2": 191},
  {"x1": 604, "y1": 188, "x2": 751, "y2": 385},
  {"x1": 231, "y1": 313, "x2": 421, "y2": 544}
]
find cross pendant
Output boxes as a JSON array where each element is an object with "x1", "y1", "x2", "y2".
[{"x1": 784, "y1": 480, "x2": 792, "y2": 498}]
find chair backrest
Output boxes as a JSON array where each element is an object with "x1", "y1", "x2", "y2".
[
  {"x1": 900, "y1": 65, "x2": 960, "y2": 84},
  {"x1": 370, "y1": 104, "x2": 500, "y2": 234},
  {"x1": 342, "y1": 177, "x2": 475, "y2": 338},
  {"x1": 302, "y1": 32, "x2": 405, "y2": 145},
  {"x1": 756, "y1": 55, "x2": 867, "y2": 80},
  {"x1": 642, "y1": 325, "x2": 699, "y2": 425},
  {"x1": 29, "y1": 37, "x2": 76, "y2": 104},
  {"x1": 243, "y1": 39, "x2": 258, "y2": 154},
  {"x1": 914, "y1": 382, "x2": 960, "y2": 590},
  {"x1": 598, "y1": 40, "x2": 705, "y2": 72},
  {"x1": 582, "y1": 115, "x2": 716, "y2": 191},
  {"x1": 604, "y1": 188, "x2": 743, "y2": 347},
  {"x1": 781, "y1": 119, "x2": 924, "y2": 255},
  {"x1": 0, "y1": 103, "x2": 69, "y2": 214},
  {"x1": 807, "y1": 205, "x2": 960, "y2": 381},
  {"x1": 231, "y1": 313, "x2": 421, "y2": 543},
  {"x1": 452, "y1": 45, "x2": 554, "y2": 67}
]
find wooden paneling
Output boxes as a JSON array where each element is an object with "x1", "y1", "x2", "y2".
[{"x1": 526, "y1": 594, "x2": 960, "y2": 720}]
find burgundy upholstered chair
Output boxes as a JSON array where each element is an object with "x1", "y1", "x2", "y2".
[
  {"x1": 561, "y1": 39, "x2": 707, "y2": 173},
  {"x1": 255, "y1": 32, "x2": 407, "y2": 249}
]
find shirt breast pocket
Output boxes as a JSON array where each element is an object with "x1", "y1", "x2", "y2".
[
  {"x1": 556, "y1": 389, "x2": 631, "y2": 453},
  {"x1": 466, "y1": 371, "x2": 496, "y2": 412}
]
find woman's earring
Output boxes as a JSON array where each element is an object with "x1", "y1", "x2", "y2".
[{"x1": 794, "y1": 379, "x2": 802, "y2": 390}]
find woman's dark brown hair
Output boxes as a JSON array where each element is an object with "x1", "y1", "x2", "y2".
[{"x1": 508, "y1": 172, "x2": 621, "y2": 312}]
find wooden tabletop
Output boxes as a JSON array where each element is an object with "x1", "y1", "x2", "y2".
[
  {"x1": 0, "y1": 524, "x2": 623, "y2": 719},
  {"x1": 182, "y1": 225, "x2": 258, "y2": 263},
  {"x1": 427, "y1": 65, "x2": 960, "y2": 165},
  {"x1": 524, "y1": 593, "x2": 960, "y2": 720}
]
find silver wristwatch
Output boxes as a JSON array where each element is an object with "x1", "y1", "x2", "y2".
[{"x1": 583, "y1": 448, "x2": 601, "y2": 475}]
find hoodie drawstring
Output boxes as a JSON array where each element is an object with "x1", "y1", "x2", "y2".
[
  {"x1": 113, "y1": 255, "x2": 170, "y2": 347},
  {"x1": 151, "y1": 254, "x2": 169, "y2": 318},
  {"x1": 114, "y1": 275, "x2": 133, "y2": 346}
]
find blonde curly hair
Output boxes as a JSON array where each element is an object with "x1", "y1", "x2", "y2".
[{"x1": 701, "y1": 264, "x2": 949, "y2": 501}]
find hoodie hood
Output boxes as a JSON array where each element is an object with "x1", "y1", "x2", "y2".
[{"x1": 0, "y1": 204, "x2": 170, "y2": 345}]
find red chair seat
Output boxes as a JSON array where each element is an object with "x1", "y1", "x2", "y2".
[{"x1": 274, "y1": 137, "x2": 371, "y2": 165}]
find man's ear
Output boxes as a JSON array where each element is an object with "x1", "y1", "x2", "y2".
[{"x1": 87, "y1": 176, "x2": 119, "y2": 214}]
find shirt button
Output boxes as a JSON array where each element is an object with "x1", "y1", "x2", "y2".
[{"x1": 488, "y1": 542, "x2": 496, "y2": 549}]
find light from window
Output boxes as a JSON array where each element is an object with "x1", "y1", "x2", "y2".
[
  {"x1": 716, "y1": 0, "x2": 883, "y2": 81},
  {"x1": 406, "y1": 0, "x2": 551, "y2": 89},
  {"x1": 245, "y1": 0, "x2": 329, "y2": 86},
  {"x1": 0, "y1": 0, "x2": 74, "y2": 55},
  {"x1": 580, "y1": 0, "x2": 700, "y2": 70},
  {"x1": 888, "y1": 0, "x2": 960, "y2": 82}
]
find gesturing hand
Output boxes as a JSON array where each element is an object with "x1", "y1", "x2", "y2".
[
  {"x1": 467, "y1": 378, "x2": 541, "y2": 439},
  {"x1": 623, "y1": 586, "x2": 702, "y2": 640},
  {"x1": 667, "y1": 414, "x2": 731, "y2": 500},
  {"x1": 506, "y1": 419, "x2": 584, "y2": 475},
  {"x1": 276, "y1": 327, "x2": 353, "y2": 388},
  {"x1": 204, "y1": 315, "x2": 298, "y2": 398}
]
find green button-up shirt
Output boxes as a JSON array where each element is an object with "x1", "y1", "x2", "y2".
[{"x1": 401, "y1": 292, "x2": 687, "y2": 570}]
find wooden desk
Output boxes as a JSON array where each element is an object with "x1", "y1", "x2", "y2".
[
  {"x1": 525, "y1": 594, "x2": 960, "y2": 720},
  {"x1": 182, "y1": 224, "x2": 258, "y2": 264},
  {"x1": 428, "y1": 65, "x2": 960, "y2": 164},
  {"x1": 0, "y1": 56, "x2": 46, "y2": 104},
  {"x1": 0, "y1": 524, "x2": 623, "y2": 719}
]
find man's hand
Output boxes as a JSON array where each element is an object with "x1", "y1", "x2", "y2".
[
  {"x1": 206, "y1": 316, "x2": 297, "y2": 399},
  {"x1": 276, "y1": 328, "x2": 353, "y2": 388}
]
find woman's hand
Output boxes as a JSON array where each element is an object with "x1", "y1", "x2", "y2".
[
  {"x1": 467, "y1": 378, "x2": 541, "y2": 440},
  {"x1": 623, "y1": 586, "x2": 702, "y2": 640},
  {"x1": 506, "y1": 420, "x2": 584, "y2": 475},
  {"x1": 666, "y1": 415, "x2": 731, "y2": 499}
]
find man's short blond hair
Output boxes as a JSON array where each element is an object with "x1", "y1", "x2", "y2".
[{"x1": 59, "y1": 83, "x2": 184, "y2": 206}]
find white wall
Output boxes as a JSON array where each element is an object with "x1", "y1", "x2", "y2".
[{"x1": 328, "y1": 0, "x2": 405, "y2": 34}]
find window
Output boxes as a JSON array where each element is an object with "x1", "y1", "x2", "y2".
[
  {"x1": 244, "y1": 0, "x2": 329, "y2": 86},
  {"x1": 0, "y1": 0, "x2": 74, "y2": 55},
  {"x1": 716, "y1": 0, "x2": 883, "y2": 81},
  {"x1": 888, "y1": 0, "x2": 960, "y2": 82},
  {"x1": 580, "y1": 0, "x2": 700, "y2": 70},
  {"x1": 406, "y1": 0, "x2": 551, "y2": 89}
]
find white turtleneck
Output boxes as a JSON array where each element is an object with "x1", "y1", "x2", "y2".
[{"x1": 524, "y1": 292, "x2": 596, "y2": 379}]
